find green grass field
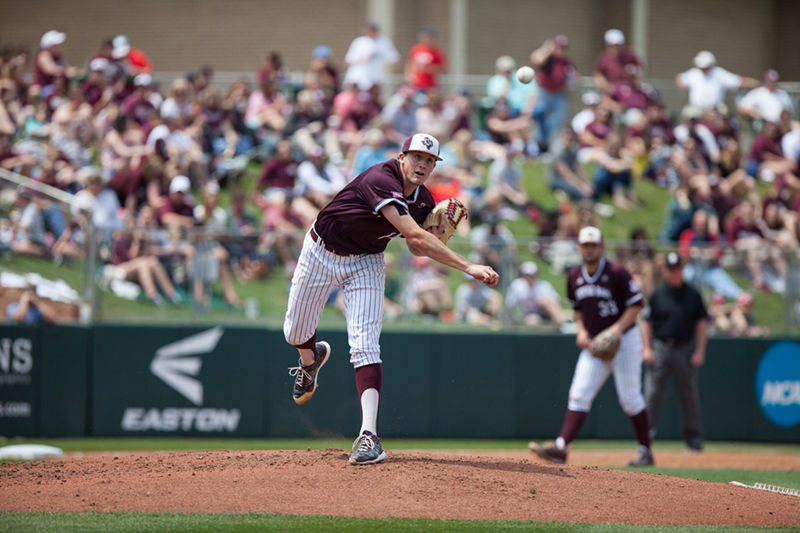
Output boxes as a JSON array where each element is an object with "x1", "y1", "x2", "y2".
[{"x1": 1, "y1": 438, "x2": 798, "y2": 532}]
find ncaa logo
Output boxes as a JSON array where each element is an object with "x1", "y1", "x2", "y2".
[{"x1": 755, "y1": 341, "x2": 800, "y2": 427}]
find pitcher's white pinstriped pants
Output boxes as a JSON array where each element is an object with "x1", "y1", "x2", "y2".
[
  {"x1": 283, "y1": 231, "x2": 385, "y2": 368},
  {"x1": 566, "y1": 326, "x2": 646, "y2": 415}
]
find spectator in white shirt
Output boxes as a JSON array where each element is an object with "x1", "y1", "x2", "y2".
[
  {"x1": 675, "y1": 51, "x2": 757, "y2": 110},
  {"x1": 737, "y1": 69, "x2": 794, "y2": 125},
  {"x1": 505, "y1": 261, "x2": 567, "y2": 326},
  {"x1": 343, "y1": 22, "x2": 400, "y2": 91}
]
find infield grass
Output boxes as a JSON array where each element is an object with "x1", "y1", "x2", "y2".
[{"x1": 0, "y1": 512, "x2": 798, "y2": 533}]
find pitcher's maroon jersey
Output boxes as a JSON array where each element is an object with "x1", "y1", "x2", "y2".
[
  {"x1": 566, "y1": 257, "x2": 643, "y2": 337},
  {"x1": 314, "y1": 158, "x2": 434, "y2": 255}
]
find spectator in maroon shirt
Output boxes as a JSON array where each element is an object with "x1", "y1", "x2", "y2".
[
  {"x1": 306, "y1": 45, "x2": 340, "y2": 102},
  {"x1": 602, "y1": 65, "x2": 656, "y2": 113},
  {"x1": 121, "y1": 74, "x2": 157, "y2": 126},
  {"x1": 746, "y1": 120, "x2": 797, "y2": 181},
  {"x1": 33, "y1": 30, "x2": 76, "y2": 99},
  {"x1": 157, "y1": 175, "x2": 195, "y2": 228},
  {"x1": 256, "y1": 140, "x2": 298, "y2": 195},
  {"x1": 725, "y1": 201, "x2": 787, "y2": 293},
  {"x1": 531, "y1": 35, "x2": 576, "y2": 153},
  {"x1": 707, "y1": 174, "x2": 740, "y2": 229},
  {"x1": 592, "y1": 29, "x2": 642, "y2": 91},
  {"x1": 82, "y1": 58, "x2": 113, "y2": 111}
]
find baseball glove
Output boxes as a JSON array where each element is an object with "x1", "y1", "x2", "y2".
[
  {"x1": 589, "y1": 328, "x2": 621, "y2": 361},
  {"x1": 421, "y1": 198, "x2": 468, "y2": 244}
]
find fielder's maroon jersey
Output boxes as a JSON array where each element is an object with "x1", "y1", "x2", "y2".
[
  {"x1": 314, "y1": 159, "x2": 434, "y2": 255},
  {"x1": 566, "y1": 257, "x2": 643, "y2": 337}
]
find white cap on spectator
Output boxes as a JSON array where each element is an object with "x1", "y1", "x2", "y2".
[
  {"x1": 169, "y1": 175, "x2": 191, "y2": 194},
  {"x1": 694, "y1": 50, "x2": 716, "y2": 69},
  {"x1": 578, "y1": 226, "x2": 603, "y2": 244},
  {"x1": 401, "y1": 133, "x2": 442, "y2": 160},
  {"x1": 604, "y1": 29, "x2": 625, "y2": 45},
  {"x1": 134, "y1": 73, "x2": 152, "y2": 87},
  {"x1": 204, "y1": 180, "x2": 220, "y2": 195},
  {"x1": 681, "y1": 105, "x2": 704, "y2": 121},
  {"x1": 112, "y1": 35, "x2": 131, "y2": 59},
  {"x1": 520, "y1": 261, "x2": 538, "y2": 276},
  {"x1": 40, "y1": 30, "x2": 66, "y2": 49},
  {"x1": 581, "y1": 92, "x2": 601, "y2": 106},
  {"x1": 624, "y1": 108, "x2": 644, "y2": 127},
  {"x1": 89, "y1": 57, "x2": 109, "y2": 72},
  {"x1": 495, "y1": 55, "x2": 516, "y2": 72}
]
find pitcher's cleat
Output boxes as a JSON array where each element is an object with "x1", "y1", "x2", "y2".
[{"x1": 288, "y1": 341, "x2": 330, "y2": 405}]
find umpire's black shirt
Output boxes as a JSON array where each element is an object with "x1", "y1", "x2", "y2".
[{"x1": 643, "y1": 283, "x2": 708, "y2": 344}]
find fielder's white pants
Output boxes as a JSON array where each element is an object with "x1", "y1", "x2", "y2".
[
  {"x1": 283, "y1": 231, "x2": 385, "y2": 368},
  {"x1": 566, "y1": 326, "x2": 646, "y2": 415}
]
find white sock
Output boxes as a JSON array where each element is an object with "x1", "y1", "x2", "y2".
[
  {"x1": 555, "y1": 437, "x2": 566, "y2": 449},
  {"x1": 359, "y1": 388, "x2": 380, "y2": 435}
]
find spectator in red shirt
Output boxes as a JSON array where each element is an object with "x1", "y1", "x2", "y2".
[
  {"x1": 530, "y1": 35, "x2": 576, "y2": 153},
  {"x1": 592, "y1": 29, "x2": 642, "y2": 91},
  {"x1": 405, "y1": 27, "x2": 446, "y2": 92},
  {"x1": 112, "y1": 35, "x2": 153, "y2": 76},
  {"x1": 679, "y1": 208, "x2": 742, "y2": 299}
]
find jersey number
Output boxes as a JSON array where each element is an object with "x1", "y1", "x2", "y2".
[{"x1": 598, "y1": 300, "x2": 619, "y2": 317}]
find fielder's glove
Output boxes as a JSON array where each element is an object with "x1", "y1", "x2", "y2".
[
  {"x1": 421, "y1": 198, "x2": 468, "y2": 244},
  {"x1": 589, "y1": 328, "x2": 621, "y2": 361}
]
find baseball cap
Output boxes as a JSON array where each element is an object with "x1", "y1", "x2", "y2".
[
  {"x1": 112, "y1": 35, "x2": 131, "y2": 59},
  {"x1": 604, "y1": 28, "x2": 625, "y2": 45},
  {"x1": 694, "y1": 50, "x2": 716, "y2": 69},
  {"x1": 169, "y1": 175, "x2": 191, "y2": 194},
  {"x1": 89, "y1": 57, "x2": 110, "y2": 72},
  {"x1": 495, "y1": 55, "x2": 516, "y2": 72},
  {"x1": 312, "y1": 45, "x2": 331, "y2": 59},
  {"x1": 520, "y1": 261, "x2": 538, "y2": 276},
  {"x1": 134, "y1": 73, "x2": 152, "y2": 87},
  {"x1": 581, "y1": 92, "x2": 601, "y2": 106},
  {"x1": 40, "y1": 30, "x2": 66, "y2": 49},
  {"x1": 765, "y1": 69, "x2": 779, "y2": 82},
  {"x1": 577, "y1": 226, "x2": 603, "y2": 244},
  {"x1": 401, "y1": 133, "x2": 442, "y2": 161},
  {"x1": 204, "y1": 180, "x2": 220, "y2": 195},
  {"x1": 665, "y1": 252, "x2": 683, "y2": 269}
]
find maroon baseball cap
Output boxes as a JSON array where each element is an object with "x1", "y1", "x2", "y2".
[{"x1": 401, "y1": 133, "x2": 442, "y2": 160}]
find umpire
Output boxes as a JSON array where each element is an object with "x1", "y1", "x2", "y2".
[{"x1": 640, "y1": 252, "x2": 709, "y2": 451}]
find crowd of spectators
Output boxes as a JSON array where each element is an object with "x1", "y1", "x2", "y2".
[{"x1": 0, "y1": 25, "x2": 795, "y2": 334}]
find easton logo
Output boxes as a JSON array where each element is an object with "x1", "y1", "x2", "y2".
[{"x1": 149, "y1": 327, "x2": 223, "y2": 405}]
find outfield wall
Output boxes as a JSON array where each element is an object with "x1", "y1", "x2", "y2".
[{"x1": 1, "y1": 324, "x2": 799, "y2": 441}]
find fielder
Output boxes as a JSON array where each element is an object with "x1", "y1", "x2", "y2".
[
  {"x1": 529, "y1": 226, "x2": 654, "y2": 466},
  {"x1": 283, "y1": 133, "x2": 499, "y2": 465}
]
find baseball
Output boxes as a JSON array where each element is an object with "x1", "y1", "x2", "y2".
[{"x1": 516, "y1": 65, "x2": 535, "y2": 84}]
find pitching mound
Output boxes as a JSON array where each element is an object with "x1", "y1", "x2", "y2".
[{"x1": 1, "y1": 449, "x2": 797, "y2": 526}]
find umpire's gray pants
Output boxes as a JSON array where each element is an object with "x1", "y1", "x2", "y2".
[{"x1": 644, "y1": 339, "x2": 704, "y2": 448}]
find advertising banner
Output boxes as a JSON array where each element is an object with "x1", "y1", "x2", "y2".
[
  {"x1": 91, "y1": 325, "x2": 273, "y2": 436},
  {"x1": 0, "y1": 325, "x2": 38, "y2": 436}
]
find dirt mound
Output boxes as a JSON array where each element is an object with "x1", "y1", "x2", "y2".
[{"x1": 1, "y1": 449, "x2": 797, "y2": 526}]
